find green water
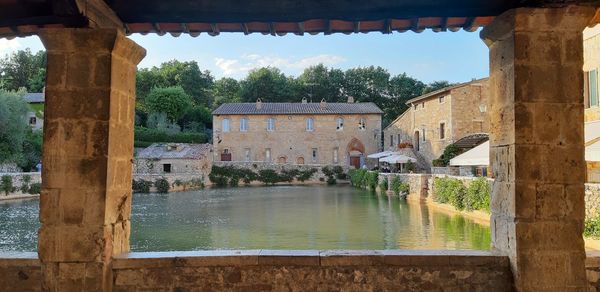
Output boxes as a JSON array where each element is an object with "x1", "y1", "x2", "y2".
[{"x1": 0, "y1": 185, "x2": 491, "y2": 252}]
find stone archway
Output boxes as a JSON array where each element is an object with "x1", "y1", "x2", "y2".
[
  {"x1": 277, "y1": 156, "x2": 287, "y2": 164},
  {"x1": 346, "y1": 138, "x2": 365, "y2": 169},
  {"x1": 296, "y1": 157, "x2": 305, "y2": 165}
]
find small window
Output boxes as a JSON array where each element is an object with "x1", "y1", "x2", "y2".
[
  {"x1": 306, "y1": 118, "x2": 314, "y2": 131},
  {"x1": 397, "y1": 134, "x2": 401, "y2": 146},
  {"x1": 240, "y1": 118, "x2": 249, "y2": 132},
  {"x1": 222, "y1": 118, "x2": 230, "y2": 132},
  {"x1": 390, "y1": 135, "x2": 394, "y2": 146},
  {"x1": 29, "y1": 117, "x2": 36, "y2": 125},
  {"x1": 265, "y1": 148, "x2": 271, "y2": 162},
  {"x1": 439, "y1": 123, "x2": 445, "y2": 139},
  {"x1": 333, "y1": 148, "x2": 339, "y2": 164},
  {"x1": 421, "y1": 102, "x2": 425, "y2": 109},
  {"x1": 163, "y1": 164, "x2": 172, "y2": 173},
  {"x1": 336, "y1": 118, "x2": 344, "y2": 131},
  {"x1": 267, "y1": 118, "x2": 276, "y2": 131},
  {"x1": 439, "y1": 96, "x2": 445, "y2": 103},
  {"x1": 244, "y1": 148, "x2": 251, "y2": 162},
  {"x1": 312, "y1": 148, "x2": 318, "y2": 163},
  {"x1": 590, "y1": 69, "x2": 599, "y2": 107},
  {"x1": 422, "y1": 128, "x2": 426, "y2": 141},
  {"x1": 358, "y1": 118, "x2": 366, "y2": 130}
]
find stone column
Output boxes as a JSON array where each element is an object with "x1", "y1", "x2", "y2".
[
  {"x1": 481, "y1": 7, "x2": 595, "y2": 291},
  {"x1": 38, "y1": 28, "x2": 145, "y2": 291}
]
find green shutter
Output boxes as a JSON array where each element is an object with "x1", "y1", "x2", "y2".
[{"x1": 590, "y1": 69, "x2": 598, "y2": 107}]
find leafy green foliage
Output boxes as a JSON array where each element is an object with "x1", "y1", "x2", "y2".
[
  {"x1": 433, "y1": 144, "x2": 462, "y2": 167},
  {"x1": 348, "y1": 169, "x2": 368, "y2": 188},
  {"x1": 28, "y1": 182, "x2": 41, "y2": 195},
  {"x1": 332, "y1": 166, "x2": 347, "y2": 180},
  {"x1": 258, "y1": 169, "x2": 284, "y2": 185},
  {"x1": 391, "y1": 176, "x2": 409, "y2": 197},
  {"x1": 585, "y1": 215, "x2": 600, "y2": 238},
  {"x1": 321, "y1": 166, "x2": 337, "y2": 185},
  {"x1": 0, "y1": 90, "x2": 29, "y2": 166},
  {"x1": 365, "y1": 171, "x2": 379, "y2": 191},
  {"x1": 134, "y1": 127, "x2": 208, "y2": 145},
  {"x1": 379, "y1": 177, "x2": 388, "y2": 193},
  {"x1": 1, "y1": 175, "x2": 14, "y2": 196},
  {"x1": 154, "y1": 178, "x2": 170, "y2": 193},
  {"x1": 422, "y1": 80, "x2": 455, "y2": 95},
  {"x1": 145, "y1": 86, "x2": 192, "y2": 122},
  {"x1": 19, "y1": 175, "x2": 31, "y2": 193},
  {"x1": 465, "y1": 177, "x2": 491, "y2": 212},
  {"x1": 132, "y1": 179, "x2": 152, "y2": 193},
  {"x1": 433, "y1": 177, "x2": 490, "y2": 212},
  {"x1": 0, "y1": 49, "x2": 46, "y2": 92}
]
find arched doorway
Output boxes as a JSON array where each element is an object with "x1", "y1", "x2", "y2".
[
  {"x1": 414, "y1": 131, "x2": 420, "y2": 151},
  {"x1": 346, "y1": 138, "x2": 366, "y2": 169},
  {"x1": 296, "y1": 157, "x2": 305, "y2": 165}
]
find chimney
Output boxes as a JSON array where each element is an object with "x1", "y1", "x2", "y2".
[
  {"x1": 256, "y1": 98, "x2": 263, "y2": 109},
  {"x1": 301, "y1": 97, "x2": 308, "y2": 104},
  {"x1": 347, "y1": 96, "x2": 354, "y2": 103},
  {"x1": 320, "y1": 98, "x2": 327, "y2": 110}
]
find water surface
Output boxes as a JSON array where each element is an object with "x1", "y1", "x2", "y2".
[{"x1": 0, "y1": 185, "x2": 491, "y2": 252}]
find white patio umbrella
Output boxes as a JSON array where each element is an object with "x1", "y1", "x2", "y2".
[
  {"x1": 367, "y1": 151, "x2": 396, "y2": 159},
  {"x1": 380, "y1": 154, "x2": 417, "y2": 173}
]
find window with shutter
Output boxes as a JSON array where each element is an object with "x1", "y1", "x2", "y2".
[{"x1": 590, "y1": 69, "x2": 599, "y2": 107}]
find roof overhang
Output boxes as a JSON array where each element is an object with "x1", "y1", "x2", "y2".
[{"x1": 2, "y1": 1, "x2": 599, "y2": 39}]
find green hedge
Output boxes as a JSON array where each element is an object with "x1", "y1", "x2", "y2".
[
  {"x1": 379, "y1": 178, "x2": 388, "y2": 194},
  {"x1": 391, "y1": 176, "x2": 409, "y2": 197},
  {"x1": 209, "y1": 165, "x2": 318, "y2": 186},
  {"x1": 134, "y1": 127, "x2": 208, "y2": 145},
  {"x1": 585, "y1": 215, "x2": 600, "y2": 238},
  {"x1": 433, "y1": 177, "x2": 490, "y2": 212}
]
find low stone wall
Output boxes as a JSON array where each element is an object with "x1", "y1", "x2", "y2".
[
  {"x1": 0, "y1": 252, "x2": 40, "y2": 292},
  {"x1": 213, "y1": 161, "x2": 350, "y2": 184},
  {"x1": 132, "y1": 173, "x2": 207, "y2": 192},
  {"x1": 432, "y1": 166, "x2": 459, "y2": 176},
  {"x1": 587, "y1": 184, "x2": 600, "y2": 219},
  {"x1": 0, "y1": 172, "x2": 41, "y2": 197},
  {"x1": 379, "y1": 173, "x2": 430, "y2": 201}
]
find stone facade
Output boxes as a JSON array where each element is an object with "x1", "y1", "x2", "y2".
[
  {"x1": 587, "y1": 183, "x2": 600, "y2": 219},
  {"x1": 379, "y1": 173, "x2": 429, "y2": 201},
  {"x1": 212, "y1": 102, "x2": 382, "y2": 169},
  {"x1": 383, "y1": 79, "x2": 489, "y2": 170},
  {"x1": 133, "y1": 143, "x2": 212, "y2": 176}
]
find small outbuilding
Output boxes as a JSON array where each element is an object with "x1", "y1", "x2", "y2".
[{"x1": 134, "y1": 143, "x2": 212, "y2": 175}]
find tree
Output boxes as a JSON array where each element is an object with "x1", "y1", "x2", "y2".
[
  {"x1": 178, "y1": 106, "x2": 213, "y2": 132},
  {"x1": 0, "y1": 49, "x2": 46, "y2": 92},
  {"x1": 0, "y1": 90, "x2": 29, "y2": 165},
  {"x1": 343, "y1": 66, "x2": 390, "y2": 106},
  {"x1": 239, "y1": 67, "x2": 295, "y2": 102},
  {"x1": 423, "y1": 80, "x2": 455, "y2": 94},
  {"x1": 145, "y1": 86, "x2": 192, "y2": 122},
  {"x1": 212, "y1": 77, "x2": 241, "y2": 108},
  {"x1": 297, "y1": 64, "x2": 345, "y2": 102},
  {"x1": 384, "y1": 73, "x2": 426, "y2": 124}
]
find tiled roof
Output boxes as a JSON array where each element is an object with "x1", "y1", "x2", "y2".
[
  {"x1": 405, "y1": 78, "x2": 488, "y2": 105},
  {"x1": 136, "y1": 143, "x2": 211, "y2": 160},
  {"x1": 212, "y1": 102, "x2": 383, "y2": 115},
  {"x1": 23, "y1": 93, "x2": 44, "y2": 103}
]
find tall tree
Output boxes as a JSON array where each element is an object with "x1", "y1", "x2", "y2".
[
  {"x1": 213, "y1": 77, "x2": 241, "y2": 108},
  {"x1": 385, "y1": 74, "x2": 426, "y2": 124},
  {"x1": 0, "y1": 49, "x2": 46, "y2": 92},
  {"x1": 297, "y1": 64, "x2": 345, "y2": 102},
  {"x1": 423, "y1": 80, "x2": 455, "y2": 94},
  {"x1": 239, "y1": 67, "x2": 295, "y2": 102},
  {"x1": 0, "y1": 90, "x2": 29, "y2": 164},
  {"x1": 145, "y1": 86, "x2": 193, "y2": 122}
]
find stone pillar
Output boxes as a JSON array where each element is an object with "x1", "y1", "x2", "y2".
[
  {"x1": 481, "y1": 7, "x2": 595, "y2": 291},
  {"x1": 38, "y1": 28, "x2": 145, "y2": 291}
]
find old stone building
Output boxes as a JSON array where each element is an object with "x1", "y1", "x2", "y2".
[
  {"x1": 134, "y1": 143, "x2": 212, "y2": 175},
  {"x1": 23, "y1": 92, "x2": 44, "y2": 131},
  {"x1": 383, "y1": 78, "x2": 489, "y2": 170},
  {"x1": 212, "y1": 99, "x2": 383, "y2": 169},
  {"x1": 584, "y1": 26, "x2": 600, "y2": 182}
]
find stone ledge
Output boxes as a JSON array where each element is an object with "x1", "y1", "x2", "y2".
[
  {"x1": 0, "y1": 252, "x2": 40, "y2": 267},
  {"x1": 112, "y1": 250, "x2": 509, "y2": 269}
]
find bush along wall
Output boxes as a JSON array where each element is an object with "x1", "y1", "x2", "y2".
[
  {"x1": 209, "y1": 165, "x2": 319, "y2": 187},
  {"x1": 433, "y1": 177, "x2": 490, "y2": 212},
  {"x1": 390, "y1": 176, "x2": 410, "y2": 197}
]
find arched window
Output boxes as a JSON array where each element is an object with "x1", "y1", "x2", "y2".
[
  {"x1": 222, "y1": 118, "x2": 230, "y2": 132},
  {"x1": 267, "y1": 118, "x2": 276, "y2": 131},
  {"x1": 306, "y1": 118, "x2": 314, "y2": 131},
  {"x1": 240, "y1": 118, "x2": 249, "y2": 132},
  {"x1": 336, "y1": 117, "x2": 344, "y2": 131},
  {"x1": 358, "y1": 118, "x2": 366, "y2": 130}
]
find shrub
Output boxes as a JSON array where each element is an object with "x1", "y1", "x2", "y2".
[
  {"x1": 132, "y1": 179, "x2": 152, "y2": 193},
  {"x1": 154, "y1": 178, "x2": 170, "y2": 193},
  {"x1": 391, "y1": 176, "x2": 409, "y2": 197},
  {"x1": 321, "y1": 166, "x2": 337, "y2": 185},
  {"x1": 209, "y1": 172, "x2": 228, "y2": 187},
  {"x1": 332, "y1": 166, "x2": 347, "y2": 180},
  {"x1": 134, "y1": 127, "x2": 208, "y2": 145},
  {"x1": 405, "y1": 161, "x2": 416, "y2": 172},
  {"x1": 465, "y1": 177, "x2": 491, "y2": 212},
  {"x1": 365, "y1": 171, "x2": 379, "y2": 191},
  {"x1": 349, "y1": 169, "x2": 368, "y2": 188},
  {"x1": 379, "y1": 177, "x2": 388, "y2": 193},
  {"x1": 281, "y1": 169, "x2": 300, "y2": 182},
  {"x1": 189, "y1": 177, "x2": 205, "y2": 189},
  {"x1": 585, "y1": 215, "x2": 600, "y2": 238},
  {"x1": 297, "y1": 168, "x2": 317, "y2": 182},
  {"x1": 20, "y1": 175, "x2": 31, "y2": 193},
  {"x1": 258, "y1": 169, "x2": 284, "y2": 185},
  {"x1": 28, "y1": 182, "x2": 41, "y2": 195},
  {"x1": 433, "y1": 177, "x2": 466, "y2": 210},
  {"x1": 434, "y1": 144, "x2": 462, "y2": 167},
  {"x1": 1, "y1": 175, "x2": 14, "y2": 196}
]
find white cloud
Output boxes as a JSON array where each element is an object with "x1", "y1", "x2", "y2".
[
  {"x1": 214, "y1": 54, "x2": 346, "y2": 77},
  {"x1": 0, "y1": 39, "x2": 21, "y2": 55}
]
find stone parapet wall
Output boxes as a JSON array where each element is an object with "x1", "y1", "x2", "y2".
[
  {"x1": 132, "y1": 173, "x2": 207, "y2": 192},
  {"x1": 0, "y1": 172, "x2": 41, "y2": 196},
  {"x1": 432, "y1": 167, "x2": 460, "y2": 176},
  {"x1": 0, "y1": 164, "x2": 22, "y2": 173},
  {"x1": 213, "y1": 161, "x2": 350, "y2": 183},
  {"x1": 586, "y1": 183, "x2": 600, "y2": 218},
  {"x1": 379, "y1": 173, "x2": 430, "y2": 201}
]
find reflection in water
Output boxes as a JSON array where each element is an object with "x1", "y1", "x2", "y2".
[{"x1": 0, "y1": 185, "x2": 491, "y2": 252}]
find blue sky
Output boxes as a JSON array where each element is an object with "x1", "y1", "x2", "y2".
[{"x1": 0, "y1": 29, "x2": 489, "y2": 83}]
